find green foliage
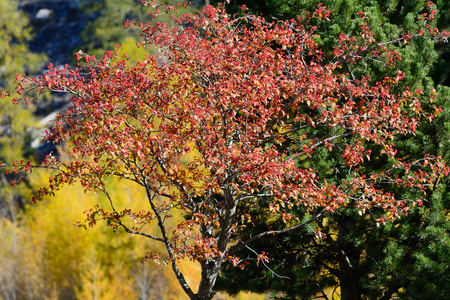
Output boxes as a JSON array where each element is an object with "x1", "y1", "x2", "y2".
[
  {"x1": 215, "y1": 1, "x2": 450, "y2": 299},
  {"x1": 79, "y1": 0, "x2": 150, "y2": 59},
  {"x1": 219, "y1": 0, "x2": 450, "y2": 87},
  {"x1": 0, "y1": 0, "x2": 46, "y2": 222},
  {"x1": 0, "y1": 0, "x2": 46, "y2": 163}
]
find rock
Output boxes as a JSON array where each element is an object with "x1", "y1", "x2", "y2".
[
  {"x1": 35, "y1": 8, "x2": 52, "y2": 20},
  {"x1": 19, "y1": 0, "x2": 91, "y2": 66},
  {"x1": 17, "y1": 1, "x2": 92, "y2": 158}
]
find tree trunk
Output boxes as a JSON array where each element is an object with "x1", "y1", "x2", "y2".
[
  {"x1": 337, "y1": 217, "x2": 362, "y2": 300},
  {"x1": 338, "y1": 270, "x2": 362, "y2": 300},
  {"x1": 194, "y1": 190, "x2": 237, "y2": 300},
  {"x1": 195, "y1": 260, "x2": 222, "y2": 300}
]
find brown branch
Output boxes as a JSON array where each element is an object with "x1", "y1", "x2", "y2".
[
  {"x1": 228, "y1": 207, "x2": 327, "y2": 255},
  {"x1": 334, "y1": 34, "x2": 423, "y2": 66},
  {"x1": 143, "y1": 178, "x2": 196, "y2": 299}
]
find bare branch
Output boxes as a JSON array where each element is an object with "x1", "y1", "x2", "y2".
[{"x1": 229, "y1": 208, "x2": 327, "y2": 255}]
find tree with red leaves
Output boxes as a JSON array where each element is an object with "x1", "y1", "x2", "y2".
[{"x1": 2, "y1": 1, "x2": 448, "y2": 299}]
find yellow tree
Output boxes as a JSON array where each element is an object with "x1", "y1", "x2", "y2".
[{"x1": 0, "y1": 0, "x2": 45, "y2": 299}]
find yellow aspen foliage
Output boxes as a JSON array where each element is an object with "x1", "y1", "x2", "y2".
[
  {"x1": 8, "y1": 170, "x2": 187, "y2": 299},
  {"x1": 0, "y1": 166, "x2": 267, "y2": 299}
]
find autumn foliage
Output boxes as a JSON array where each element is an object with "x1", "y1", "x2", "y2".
[{"x1": 2, "y1": 1, "x2": 449, "y2": 299}]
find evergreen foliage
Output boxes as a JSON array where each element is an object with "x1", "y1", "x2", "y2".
[{"x1": 215, "y1": 1, "x2": 450, "y2": 299}]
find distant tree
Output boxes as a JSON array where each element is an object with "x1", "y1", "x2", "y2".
[
  {"x1": 79, "y1": 0, "x2": 151, "y2": 59},
  {"x1": 0, "y1": 0, "x2": 46, "y2": 299},
  {"x1": 2, "y1": 2, "x2": 448, "y2": 300},
  {"x1": 0, "y1": 0, "x2": 46, "y2": 164},
  {"x1": 78, "y1": 0, "x2": 204, "y2": 62},
  {"x1": 0, "y1": 0, "x2": 46, "y2": 220}
]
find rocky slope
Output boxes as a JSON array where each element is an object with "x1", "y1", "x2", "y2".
[
  {"x1": 19, "y1": 0, "x2": 91, "y2": 66},
  {"x1": 17, "y1": 0, "x2": 93, "y2": 157}
]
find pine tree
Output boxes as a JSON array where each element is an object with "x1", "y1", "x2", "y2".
[{"x1": 215, "y1": 1, "x2": 450, "y2": 299}]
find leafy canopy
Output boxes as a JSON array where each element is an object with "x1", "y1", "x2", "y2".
[
  {"x1": 214, "y1": 1, "x2": 450, "y2": 299},
  {"x1": 2, "y1": 1, "x2": 449, "y2": 299}
]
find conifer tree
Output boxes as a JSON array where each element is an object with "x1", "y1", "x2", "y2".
[{"x1": 214, "y1": 1, "x2": 450, "y2": 299}]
